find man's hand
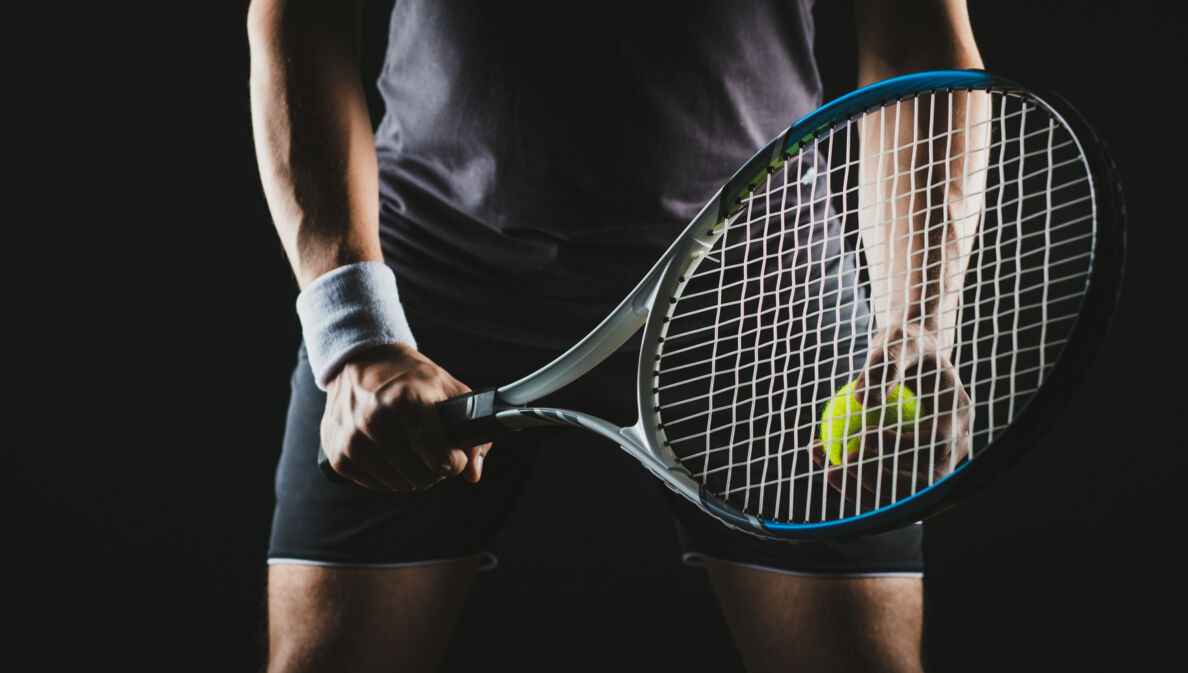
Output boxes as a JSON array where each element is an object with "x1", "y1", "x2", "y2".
[
  {"x1": 841, "y1": 0, "x2": 985, "y2": 514},
  {"x1": 320, "y1": 344, "x2": 492, "y2": 491},
  {"x1": 813, "y1": 324, "x2": 972, "y2": 510}
]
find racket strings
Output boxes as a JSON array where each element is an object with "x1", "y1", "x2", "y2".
[
  {"x1": 657, "y1": 256, "x2": 1091, "y2": 396},
  {"x1": 716, "y1": 168, "x2": 1087, "y2": 277},
  {"x1": 692, "y1": 157, "x2": 1088, "y2": 292},
  {"x1": 727, "y1": 123, "x2": 1075, "y2": 236},
  {"x1": 664, "y1": 219, "x2": 1092, "y2": 348},
  {"x1": 653, "y1": 88, "x2": 1096, "y2": 524},
  {"x1": 664, "y1": 335, "x2": 1070, "y2": 448}
]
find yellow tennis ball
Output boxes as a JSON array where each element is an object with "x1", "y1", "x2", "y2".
[
  {"x1": 819, "y1": 380, "x2": 864, "y2": 466},
  {"x1": 818, "y1": 380, "x2": 918, "y2": 466}
]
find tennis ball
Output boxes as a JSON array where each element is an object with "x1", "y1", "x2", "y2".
[{"x1": 818, "y1": 380, "x2": 918, "y2": 466}]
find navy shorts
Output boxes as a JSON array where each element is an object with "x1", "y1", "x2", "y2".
[{"x1": 267, "y1": 310, "x2": 924, "y2": 577}]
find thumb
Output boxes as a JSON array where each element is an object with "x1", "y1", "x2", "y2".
[{"x1": 461, "y1": 442, "x2": 494, "y2": 483}]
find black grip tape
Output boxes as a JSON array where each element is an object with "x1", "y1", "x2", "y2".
[
  {"x1": 317, "y1": 446, "x2": 351, "y2": 484},
  {"x1": 435, "y1": 388, "x2": 507, "y2": 447}
]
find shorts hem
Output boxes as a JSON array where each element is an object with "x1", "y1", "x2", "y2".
[
  {"x1": 267, "y1": 551, "x2": 499, "y2": 573},
  {"x1": 681, "y1": 551, "x2": 923, "y2": 579}
]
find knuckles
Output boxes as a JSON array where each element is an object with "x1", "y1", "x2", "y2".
[{"x1": 327, "y1": 352, "x2": 470, "y2": 488}]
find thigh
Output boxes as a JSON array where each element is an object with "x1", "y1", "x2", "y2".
[
  {"x1": 704, "y1": 558, "x2": 923, "y2": 673},
  {"x1": 267, "y1": 560, "x2": 482, "y2": 673},
  {"x1": 266, "y1": 313, "x2": 580, "y2": 672}
]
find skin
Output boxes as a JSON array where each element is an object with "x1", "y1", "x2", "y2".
[
  {"x1": 248, "y1": 1, "x2": 984, "y2": 671},
  {"x1": 704, "y1": 558, "x2": 925, "y2": 673},
  {"x1": 267, "y1": 559, "x2": 483, "y2": 673},
  {"x1": 247, "y1": 0, "x2": 490, "y2": 491},
  {"x1": 815, "y1": 0, "x2": 986, "y2": 511}
]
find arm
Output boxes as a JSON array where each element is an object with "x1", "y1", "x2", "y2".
[
  {"x1": 247, "y1": 0, "x2": 380, "y2": 286},
  {"x1": 854, "y1": 0, "x2": 987, "y2": 355},
  {"x1": 817, "y1": 0, "x2": 987, "y2": 503},
  {"x1": 248, "y1": 0, "x2": 489, "y2": 489}
]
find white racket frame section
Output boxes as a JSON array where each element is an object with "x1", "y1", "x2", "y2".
[
  {"x1": 479, "y1": 70, "x2": 1115, "y2": 539},
  {"x1": 493, "y1": 189, "x2": 737, "y2": 512}
]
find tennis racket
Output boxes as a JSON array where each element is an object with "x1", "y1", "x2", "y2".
[{"x1": 320, "y1": 70, "x2": 1125, "y2": 541}]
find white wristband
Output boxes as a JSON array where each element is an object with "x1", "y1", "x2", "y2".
[{"x1": 295, "y1": 262, "x2": 418, "y2": 390}]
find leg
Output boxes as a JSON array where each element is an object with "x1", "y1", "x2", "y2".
[
  {"x1": 267, "y1": 558, "x2": 481, "y2": 673},
  {"x1": 704, "y1": 558, "x2": 923, "y2": 673},
  {"x1": 266, "y1": 326, "x2": 545, "y2": 672}
]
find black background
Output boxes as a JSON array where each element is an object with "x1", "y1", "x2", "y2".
[{"x1": 3, "y1": 2, "x2": 1182, "y2": 671}]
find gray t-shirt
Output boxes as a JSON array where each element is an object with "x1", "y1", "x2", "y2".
[{"x1": 375, "y1": 0, "x2": 823, "y2": 349}]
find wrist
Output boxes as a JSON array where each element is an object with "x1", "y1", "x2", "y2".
[{"x1": 296, "y1": 261, "x2": 417, "y2": 390}]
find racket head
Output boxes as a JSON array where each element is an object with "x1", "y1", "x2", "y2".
[{"x1": 634, "y1": 70, "x2": 1125, "y2": 541}]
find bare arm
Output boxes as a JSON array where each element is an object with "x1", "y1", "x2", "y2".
[
  {"x1": 854, "y1": 0, "x2": 988, "y2": 353},
  {"x1": 248, "y1": 0, "x2": 489, "y2": 489},
  {"x1": 247, "y1": 0, "x2": 381, "y2": 288},
  {"x1": 816, "y1": 0, "x2": 988, "y2": 502}
]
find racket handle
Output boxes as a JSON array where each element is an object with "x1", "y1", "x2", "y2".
[{"x1": 436, "y1": 388, "x2": 506, "y2": 447}]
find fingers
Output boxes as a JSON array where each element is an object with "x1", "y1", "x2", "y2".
[
  {"x1": 816, "y1": 425, "x2": 969, "y2": 510},
  {"x1": 854, "y1": 332, "x2": 972, "y2": 443},
  {"x1": 852, "y1": 429, "x2": 930, "y2": 507},
  {"x1": 899, "y1": 364, "x2": 973, "y2": 471},
  {"x1": 324, "y1": 440, "x2": 416, "y2": 492},
  {"x1": 813, "y1": 439, "x2": 882, "y2": 511},
  {"x1": 321, "y1": 421, "x2": 441, "y2": 491},
  {"x1": 356, "y1": 403, "x2": 475, "y2": 491},
  {"x1": 826, "y1": 326, "x2": 977, "y2": 509},
  {"x1": 853, "y1": 325, "x2": 947, "y2": 407},
  {"x1": 460, "y1": 442, "x2": 494, "y2": 483},
  {"x1": 814, "y1": 431, "x2": 908, "y2": 510},
  {"x1": 369, "y1": 396, "x2": 467, "y2": 485},
  {"x1": 853, "y1": 345, "x2": 898, "y2": 407},
  {"x1": 320, "y1": 344, "x2": 493, "y2": 491}
]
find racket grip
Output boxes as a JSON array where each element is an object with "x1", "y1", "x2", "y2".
[
  {"x1": 436, "y1": 388, "x2": 505, "y2": 447},
  {"x1": 317, "y1": 446, "x2": 351, "y2": 484}
]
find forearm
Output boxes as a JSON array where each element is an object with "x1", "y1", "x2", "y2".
[
  {"x1": 853, "y1": 0, "x2": 987, "y2": 348},
  {"x1": 248, "y1": 0, "x2": 380, "y2": 289}
]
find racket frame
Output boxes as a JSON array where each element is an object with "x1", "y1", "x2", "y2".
[{"x1": 434, "y1": 70, "x2": 1127, "y2": 540}]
